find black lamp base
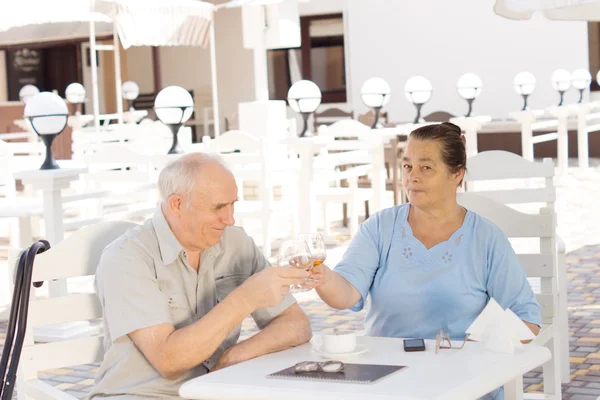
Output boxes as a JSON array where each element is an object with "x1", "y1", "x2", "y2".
[
  {"x1": 465, "y1": 98, "x2": 474, "y2": 118},
  {"x1": 299, "y1": 113, "x2": 310, "y2": 137},
  {"x1": 413, "y1": 104, "x2": 422, "y2": 124},
  {"x1": 371, "y1": 107, "x2": 382, "y2": 129},
  {"x1": 521, "y1": 94, "x2": 529, "y2": 111},
  {"x1": 167, "y1": 123, "x2": 184, "y2": 154},
  {"x1": 558, "y1": 91, "x2": 566, "y2": 107},
  {"x1": 39, "y1": 134, "x2": 60, "y2": 170}
]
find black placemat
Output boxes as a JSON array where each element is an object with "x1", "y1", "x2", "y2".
[{"x1": 267, "y1": 363, "x2": 406, "y2": 384}]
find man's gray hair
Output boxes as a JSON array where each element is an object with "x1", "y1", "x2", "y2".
[{"x1": 158, "y1": 152, "x2": 231, "y2": 203}]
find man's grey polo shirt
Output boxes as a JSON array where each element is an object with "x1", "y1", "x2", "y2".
[{"x1": 89, "y1": 208, "x2": 296, "y2": 399}]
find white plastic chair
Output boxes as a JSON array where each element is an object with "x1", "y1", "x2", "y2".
[
  {"x1": 458, "y1": 193, "x2": 562, "y2": 400},
  {"x1": 465, "y1": 150, "x2": 569, "y2": 384},
  {"x1": 14, "y1": 221, "x2": 137, "y2": 400}
]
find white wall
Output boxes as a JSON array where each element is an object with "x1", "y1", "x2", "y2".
[
  {"x1": 125, "y1": 46, "x2": 154, "y2": 93},
  {"x1": 158, "y1": 46, "x2": 212, "y2": 91},
  {"x1": 346, "y1": 0, "x2": 589, "y2": 121},
  {"x1": 299, "y1": 0, "x2": 346, "y2": 16}
]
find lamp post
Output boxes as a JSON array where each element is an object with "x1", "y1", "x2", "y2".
[
  {"x1": 24, "y1": 92, "x2": 69, "y2": 170},
  {"x1": 65, "y1": 82, "x2": 86, "y2": 116},
  {"x1": 19, "y1": 84, "x2": 39, "y2": 105},
  {"x1": 122, "y1": 81, "x2": 140, "y2": 111},
  {"x1": 457, "y1": 73, "x2": 482, "y2": 117},
  {"x1": 551, "y1": 69, "x2": 572, "y2": 106},
  {"x1": 287, "y1": 80, "x2": 322, "y2": 137},
  {"x1": 571, "y1": 69, "x2": 591, "y2": 104},
  {"x1": 154, "y1": 86, "x2": 194, "y2": 154},
  {"x1": 513, "y1": 71, "x2": 536, "y2": 111},
  {"x1": 361, "y1": 77, "x2": 391, "y2": 128},
  {"x1": 404, "y1": 76, "x2": 432, "y2": 124}
]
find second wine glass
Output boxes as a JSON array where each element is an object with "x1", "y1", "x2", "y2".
[
  {"x1": 277, "y1": 239, "x2": 314, "y2": 293},
  {"x1": 299, "y1": 233, "x2": 327, "y2": 266}
]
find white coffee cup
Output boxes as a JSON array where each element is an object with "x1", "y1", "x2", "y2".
[{"x1": 312, "y1": 332, "x2": 357, "y2": 353}]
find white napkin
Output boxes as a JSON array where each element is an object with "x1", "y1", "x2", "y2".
[{"x1": 466, "y1": 298, "x2": 536, "y2": 354}]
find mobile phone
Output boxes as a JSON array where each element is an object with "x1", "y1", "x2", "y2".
[{"x1": 403, "y1": 338, "x2": 426, "y2": 352}]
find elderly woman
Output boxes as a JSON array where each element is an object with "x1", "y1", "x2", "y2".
[{"x1": 308, "y1": 122, "x2": 540, "y2": 399}]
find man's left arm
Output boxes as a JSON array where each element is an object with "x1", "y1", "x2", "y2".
[{"x1": 212, "y1": 303, "x2": 311, "y2": 371}]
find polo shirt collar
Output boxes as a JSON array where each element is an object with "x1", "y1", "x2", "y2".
[
  {"x1": 152, "y1": 207, "x2": 185, "y2": 265},
  {"x1": 152, "y1": 206, "x2": 224, "y2": 265}
]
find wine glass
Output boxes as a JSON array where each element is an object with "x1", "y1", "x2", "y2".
[
  {"x1": 299, "y1": 233, "x2": 327, "y2": 266},
  {"x1": 277, "y1": 239, "x2": 314, "y2": 293}
]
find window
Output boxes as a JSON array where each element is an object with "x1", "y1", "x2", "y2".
[{"x1": 268, "y1": 13, "x2": 346, "y2": 103}]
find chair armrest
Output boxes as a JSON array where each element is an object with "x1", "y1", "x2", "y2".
[
  {"x1": 326, "y1": 165, "x2": 372, "y2": 182},
  {"x1": 529, "y1": 326, "x2": 553, "y2": 346}
]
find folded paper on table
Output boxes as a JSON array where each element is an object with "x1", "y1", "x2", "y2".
[{"x1": 466, "y1": 298, "x2": 536, "y2": 354}]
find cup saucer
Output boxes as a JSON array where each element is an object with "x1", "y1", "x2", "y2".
[{"x1": 311, "y1": 344, "x2": 368, "y2": 359}]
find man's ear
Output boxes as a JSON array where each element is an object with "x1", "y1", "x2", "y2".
[{"x1": 167, "y1": 194, "x2": 183, "y2": 217}]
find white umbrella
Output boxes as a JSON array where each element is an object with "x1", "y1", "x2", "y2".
[
  {"x1": 0, "y1": 0, "x2": 219, "y2": 134},
  {"x1": 494, "y1": 0, "x2": 600, "y2": 20}
]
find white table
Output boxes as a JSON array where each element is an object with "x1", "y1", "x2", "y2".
[{"x1": 179, "y1": 336, "x2": 550, "y2": 400}]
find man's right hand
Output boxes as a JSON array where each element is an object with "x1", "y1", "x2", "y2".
[{"x1": 240, "y1": 267, "x2": 310, "y2": 309}]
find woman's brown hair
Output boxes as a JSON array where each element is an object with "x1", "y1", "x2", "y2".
[{"x1": 409, "y1": 122, "x2": 466, "y2": 182}]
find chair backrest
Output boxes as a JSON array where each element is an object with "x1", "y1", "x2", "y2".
[
  {"x1": 318, "y1": 119, "x2": 371, "y2": 139},
  {"x1": 423, "y1": 110, "x2": 456, "y2": 122},
  {"x1": 313, "y1": 104, "x2": 354, "y2": 130},
  {"x1": 224, "y1": 113, "x2": 239, "y2": 132},
  {"x1": 82, "y1": 144, "x2": 154, "y2": 185},
  {"x1": 132, "y1": 92, "x2": 156, "y2": 110},
  {"x1": 457, "y1": 193, "x2": 557, "y2": 326},
  {"x1": 19, "y1": 221, "x2": 137, "y2": 379},
  {"x1": 358, "y1": 109, "x2": 390, "y2": 127},
  {"x1": 203, "y1": 130, "x2": 262, "y2": 154},
  {"x1": 465, "y1": 150, "x2": 555, "y2": 209}
]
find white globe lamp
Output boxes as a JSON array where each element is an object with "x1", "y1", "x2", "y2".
[
  {"x1": 404, "y1": 76, "x2": 433, "y2": 123},
  {"x1": 154, "y1": 86, "x2": 194, "y2": 154},
  {"x1": 287, "y1": 80, "x2": 322, "y2": 137},
  {"x1": 361, "y1": 77, "x2": 391, "y2": 128},
  {"x1": 24, "y1": 92, "x2": 69, "y2": 169}
]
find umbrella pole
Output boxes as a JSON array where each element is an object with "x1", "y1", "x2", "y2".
[
  {"x1": 209, "y1": 20, "x2": 220, "y2": 137},
  {"x1": 113, "y1": 24, "x2": 124, "y2": 124},
  {"x1": 89, "y1": 20, "x2": 101, "y2": 133}
]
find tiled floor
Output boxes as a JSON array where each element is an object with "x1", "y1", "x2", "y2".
[{"x1": 2, "y1": 159, "x2": 600, "y2": 399}]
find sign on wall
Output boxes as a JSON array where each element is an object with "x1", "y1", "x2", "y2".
[{"x1": 6, "y1": 48, "x2": 45, "y2": 101}]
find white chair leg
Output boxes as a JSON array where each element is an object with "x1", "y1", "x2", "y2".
[
  {"x1": 503, "y1": 375, "x2": 524, "y2": 400},
  {"x1": 348, "y1": 180, "x2": 359, "y2": 237},
  {"x1": 322, "y1": 202, "x2": 332, "y2": 237},
  {"x1": 556, "y1": 244, "x2": 570, "y2": 384},
  {"x1": 10, "y1": 216, "x2": 33, "y2": 249},
  {"x1": 262, "y1": 217, "x2": 272, "y2": 259},
  {"x1": 16, "y1": 367, "x2": 34, "y2": 400},
  {"x1": 542, "y1": 326, "x2": 563, "y2": 400},
  {"x1": 348, "y1": 200, "x2": 358, "y2": 237}
]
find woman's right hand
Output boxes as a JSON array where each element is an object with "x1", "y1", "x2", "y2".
[{"x1": 304, "y1": 262, "x2": 330, "y2": 289}]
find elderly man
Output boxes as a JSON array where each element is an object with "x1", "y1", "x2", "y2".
[{"x1": 90, "y1": 153, "x2": 312, "y2": 399}]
